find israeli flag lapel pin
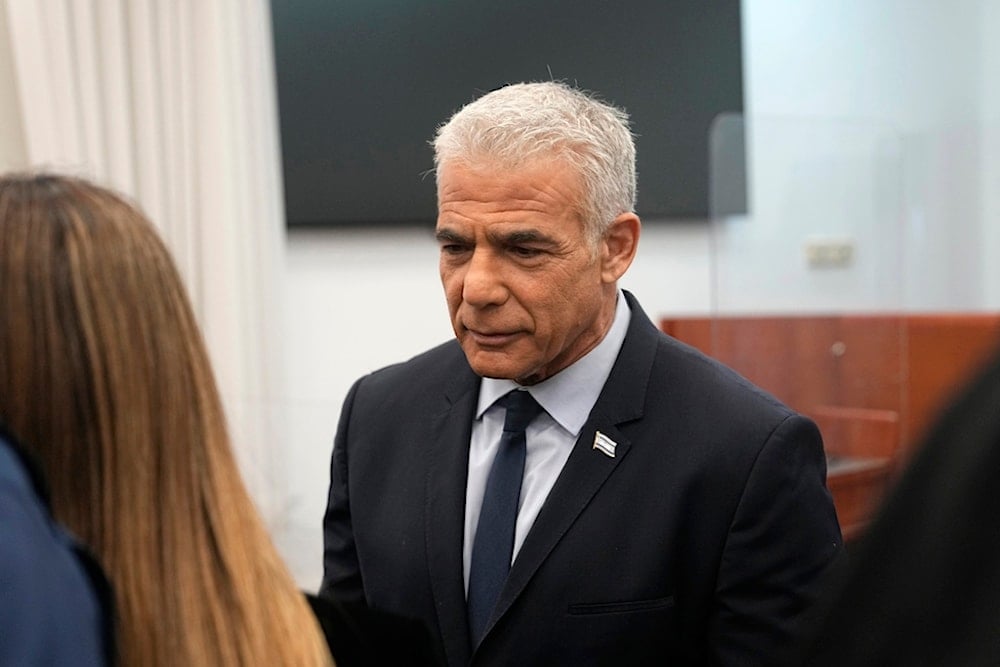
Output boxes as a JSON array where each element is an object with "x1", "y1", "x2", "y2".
[{"x1": 592, "y1": 431, "x2": 617, "y2": 458}]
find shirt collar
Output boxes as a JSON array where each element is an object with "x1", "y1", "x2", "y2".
[{"x1": 476, "y1": 290, "x2": 632, "y2": 436}]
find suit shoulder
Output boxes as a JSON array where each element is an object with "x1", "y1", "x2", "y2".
[
  {"x1": 615, "y1": 293, "x2": 799, "y2": 427},
  {"x1": 353, "y1": 339, "x2": 472, "y2": 399},
  {"x1": 652, "y1": 331, "x2": 799, "y2": 422}
]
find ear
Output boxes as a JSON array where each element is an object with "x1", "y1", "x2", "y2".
[{"x1": 600, "y1": 212, "x2": 640, "y2": 283}]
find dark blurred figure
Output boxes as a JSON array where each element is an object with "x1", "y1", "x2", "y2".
[
  {"x1": 804, "y1": 346, "x2": 1000, "y2": 665},
  {"x1": 0, "y1": 422, "x2": 111, "y2": 666}
]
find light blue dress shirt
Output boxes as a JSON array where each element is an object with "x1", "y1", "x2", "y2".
[{"x1": 463, "y1": 292, "x2": 632, "y2": 592}]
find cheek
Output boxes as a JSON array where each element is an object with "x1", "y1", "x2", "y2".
[
  {"x1": 539, "y1": 278, "x2": 603, "y2": 337},
  {"x1": 528, "y1": 288, "x2": 579, "y2": 339},
  {"x1": 440, "y1": 266, "x2": 461, "y2": 303}
]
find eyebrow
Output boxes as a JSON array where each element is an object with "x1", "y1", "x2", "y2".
[
  {"x1": 435, "y1": 228, "x2": 469, "y2": 244},
  {"x1": 494, "y1": 229, "x2": 553, "y2": 246},
  {"x1": 435, "y1": 227, "x2": 557, "y2": 247}
]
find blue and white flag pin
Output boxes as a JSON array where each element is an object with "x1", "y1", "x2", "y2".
[{"x1": 592, "y1": 431, "x2": 617, "y2": 458}]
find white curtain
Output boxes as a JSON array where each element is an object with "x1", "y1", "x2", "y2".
[{"x1": 4, "y1": 0, "x2": 289, "y2": 522}]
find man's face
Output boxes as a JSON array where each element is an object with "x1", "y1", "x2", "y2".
[{"x1": 435, "y1": 160, "x2": 619, "y2": 385}]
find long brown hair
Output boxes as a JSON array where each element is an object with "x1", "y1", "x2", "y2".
[{"x1": 0, "y1": 173, "x2": 331, "y2": 665}]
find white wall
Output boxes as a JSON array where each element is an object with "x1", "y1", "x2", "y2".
[
  {"x1": 741, "y1": 0, "x2": 987, "y2": 311},
  {"x1": 981, "y1": 1, "x2": 1000, "y2": 307}
]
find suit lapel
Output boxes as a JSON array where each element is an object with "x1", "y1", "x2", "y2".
[
  {"x1": 485, "y1": 292, "x2": 661, "y2": 638},
  {"x1": 425, "y1": 356, "x2": 479, "y2": 667}
]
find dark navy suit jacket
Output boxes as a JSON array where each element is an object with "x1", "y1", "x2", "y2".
[
  {"x1": 322, "y1": 292, "x2": 842, "y2": 666},
  {"x1": 0, "y1": 425, "x2": 111, "y2": 666}
]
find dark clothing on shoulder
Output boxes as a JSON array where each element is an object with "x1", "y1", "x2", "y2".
[
  {"x1": 0, "y1": 423, "x2": 113, "y2": 666},
  {"x1": 804, "y1": 346, "x2": 1000, "y2": 665}
]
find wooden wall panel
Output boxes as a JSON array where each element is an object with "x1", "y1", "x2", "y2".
[
  {"x1": 660, "y1": 312, "x2": 1000, "y2": 541},
  {"x1": 660, "y1": 313, "x2": 1000, "y2": 455},
  {"x1": 904, "y1": 314, "x2": 1000, "y2": 451}
]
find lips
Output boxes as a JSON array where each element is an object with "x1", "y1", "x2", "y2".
[{"x1": 464, "y1": 327, "x2": 521, "y2": 347}]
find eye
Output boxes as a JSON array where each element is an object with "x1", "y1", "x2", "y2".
[
  {"x1": 509, "y1": 246, "x2": 542, "y2": 259},
  {"x1": 440, "y1": 243, "x2": 472, "y2": 257}
]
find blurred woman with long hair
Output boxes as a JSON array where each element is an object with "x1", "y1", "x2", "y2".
[{"x1": 0, "y1": 172, "x2": 332, "y2": 666}]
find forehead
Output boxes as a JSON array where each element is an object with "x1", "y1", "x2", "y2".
[{"x1": 436, "y1": 159, "x2": 582, "y2": 218}]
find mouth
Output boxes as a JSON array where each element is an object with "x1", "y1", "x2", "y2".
[{"x1": 464, "y1": 327, "x2": 521, "y2": 347}]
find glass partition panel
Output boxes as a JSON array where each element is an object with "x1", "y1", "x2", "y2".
[{"x1": 682, "y1": 114, "x2": 905, "y2": 540}]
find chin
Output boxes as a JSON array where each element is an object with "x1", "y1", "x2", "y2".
[
  {"x1": 472, "y1": 362, "x2": 545, "y2": 385},
  {"x1": 473, "y1": 365, "x2": 520, "y2": 381},
  {"x1": 465, "y1": 350, "x2": 527, "y2": 381}
]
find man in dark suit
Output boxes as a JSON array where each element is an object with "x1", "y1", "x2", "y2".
[{"x1": 321, "y1": 81, "x2": 842, "y2": 666}]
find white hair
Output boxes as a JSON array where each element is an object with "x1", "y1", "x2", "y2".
[{"x1": 432, "y1": 81, "x2": 637, "y2": 244}]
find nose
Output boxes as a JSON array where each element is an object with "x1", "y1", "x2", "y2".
[{"x1": 462, "y1": 248, "x2": 506, "y2": 307}]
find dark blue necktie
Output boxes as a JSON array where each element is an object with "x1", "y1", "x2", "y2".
[{"x1": 467, "y1": 389, "x2": 543, "y2": 646}]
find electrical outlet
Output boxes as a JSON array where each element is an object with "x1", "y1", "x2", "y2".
[{"x1": 804, "y1": 239, "x2": 855, "y2": 268}]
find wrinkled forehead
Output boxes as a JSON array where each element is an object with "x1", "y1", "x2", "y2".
[{"x1": 436, "y1": 157, "x2": 587, "y2": 220}]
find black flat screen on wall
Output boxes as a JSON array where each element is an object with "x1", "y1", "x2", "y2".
[{"x1": 270, "y1": 0, "x2": 744, "y2": 227}]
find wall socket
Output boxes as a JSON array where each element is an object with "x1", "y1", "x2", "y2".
[{"x1": 804, "y1": 238, "x2": 855, "y2": 269}]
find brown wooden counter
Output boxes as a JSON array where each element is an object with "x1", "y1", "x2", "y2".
[{"x1": 660, "y1": 312, "x2": 1000, "y2": 540}]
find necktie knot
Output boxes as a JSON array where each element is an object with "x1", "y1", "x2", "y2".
[{"x1": 500, "y1": 390, "x2": 543, "y2": 434}]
